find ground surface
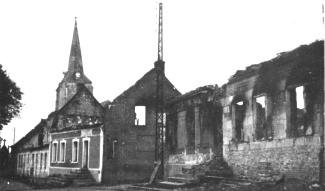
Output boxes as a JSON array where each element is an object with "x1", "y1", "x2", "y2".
[{"x1": 1, "y1": 177, "x2": 325, "y2": 191}]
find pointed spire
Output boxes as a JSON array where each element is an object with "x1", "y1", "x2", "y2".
[{"x1": 68, "y1": 17, "x2": 84, "y2": 75}]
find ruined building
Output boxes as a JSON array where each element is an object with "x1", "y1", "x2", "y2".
[
  {"x1": 102, "y1": 3, "x2": 181, "y2": 183},
  {"x1": 10, "y1": 4, "x2": 324, "y2": 186},
  {"x1": 221, "y1": 40, "x2": 324, "y2": 182}
]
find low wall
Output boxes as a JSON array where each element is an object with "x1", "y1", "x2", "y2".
[
  {"x1": 224, "y1": 136, "x2": 321, "y2": 182},
  {"x1": 49, "y1": 167, "x2": 101, "y2": 182}
]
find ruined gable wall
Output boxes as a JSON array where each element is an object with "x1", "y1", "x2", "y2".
[{"x1": 102, "y1": 72, "x2": 180, "y2": 184}]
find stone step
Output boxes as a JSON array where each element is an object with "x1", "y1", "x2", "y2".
[
  {"x1": 156, "y1": 181, "x2": 186, "y2": 189},
  {"x1": 65, "y1": 174, "x2": 93, "y2": 179},
  {"x1": 73, "y1": 179, "x2": 96, "y2": 187},
  {"x1": 201, "y1": 175, "x2": 252, "y2": 185},
  {"x1": 47, "y1": 176, "x2": 71, "y2": 187},
  {"x1": 127, "y1": 185, "x2": 167, "y2": 191},
  {"x1": 205, "y1": 169, "x2": 233, "y2": 177},
  {"x1": 167, "y1": 176, "x2": 198, "y2": 184}
]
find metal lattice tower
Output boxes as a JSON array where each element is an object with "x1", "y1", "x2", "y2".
[
  {"x1": 155, "y1": 2, "x2": 165, "y2": 177},
  {"x1": 157, "y1": 3, "x2": 163, "y2": 61}
]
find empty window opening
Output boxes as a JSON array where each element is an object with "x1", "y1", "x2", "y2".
[
  {"x1": 290, "y1": 85, "x2": 313, "y2": 137},
  {"x1": 135, "y1": 106, "x2": 146, "y2": 126},
  {"x1": 232, "y1": 100, "x2": 246, "y2": 142},
  {"x1": 296, "y1": 86, "x2": 305, "y2": 109},
  {"x1": 255, "y1": 95, "x2": 270, "y2": 140},
  {"x1": 72, "y1": 140, "x2": 78, "y2": 162}
]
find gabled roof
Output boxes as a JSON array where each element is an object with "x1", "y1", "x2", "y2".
[
  {"x1": 12, "y1": 119, "x2": 46, "y2": 149},
  {"x1": 56, "y1": 84, "x2": 104, "y2": 115},
  {"x1": 50, "y1": 84, "x2": 105, "y2": 132},
  {"x1": 113, "y1": 67, "x2": 181, "y2": 103}
]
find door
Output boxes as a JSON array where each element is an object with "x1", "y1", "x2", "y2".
[{"x1": 83, "y1": 140, "x2": 89, "y2": 168}]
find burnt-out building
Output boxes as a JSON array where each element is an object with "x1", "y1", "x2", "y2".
[
  {"x1": 102, "y1": 60, "x2": 180, "y2": 184},
  {"x1": 221, "y1": 40, "x2": 324, "y2": 182},
  {"x1": 165, "y1": 86, "x2": 223, "y2": 179}
]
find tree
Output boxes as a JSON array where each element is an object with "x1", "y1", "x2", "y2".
[{"x1": 0, "y1": 64, "x2": 22, "y2": 130}]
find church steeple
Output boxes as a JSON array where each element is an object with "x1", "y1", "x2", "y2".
[
  {"x1": 55, "y1": 18, "x2": 93, "y2": 110},
  {"x1": 64, "y1": 18, "x2": 91, "y2": 84},
  {"x1": 68, "y1": 18, "x2": 84, "y2": 76}
]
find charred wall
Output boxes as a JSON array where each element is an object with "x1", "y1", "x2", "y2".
[{"x1": 222, "y1": 40, "x2": 324, "y2": 182}]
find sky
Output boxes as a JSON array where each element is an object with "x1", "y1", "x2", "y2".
[{"x1": 0, "y1": 0, "x2": 323, "y2": 146}]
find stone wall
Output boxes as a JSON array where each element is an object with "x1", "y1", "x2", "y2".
[
  {"x1": 102, "y1": 68, "x2": 181, "y2": 184},
  {"x1": 224, "y1": 136, "x2": 321, "y2": 182},
  {"x1": 221, "y1": 41, "x2": 324, "y2": 183}
]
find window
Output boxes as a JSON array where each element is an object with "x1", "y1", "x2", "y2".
[
  {"x1": 18, "y1": 154, "x2": 21, "y2": 168},
  {"x1": 135, "y1": 106, "x2": 146, "y2": 126},
  {"x1": 60, "y1": 141, "x2": 66, "y2": 162},
  {"x1": 40, "y1": 153, "x2": 43, "y2": 170},
  {"x1": 232, "y1": 99, "x2": 246, "y2": 142},
  {"x1": 254, "y1": 95, "x2": 272, "y2": 140},
  {"x1": 36, "y1": 154, "x2": 38, "y2": 170},
  {"x1": 112, "y1": 139, "x2": 118, "y2": 159},
  {"x1": 44, "y1": 153, "x2": 47, "y2": 169},
  {"x1": 72, "y1": 139, "x2": 79, "y2": 163},
  {"x1": 289, "y1": 85, "x2": 313, "y2": 137},
  {"x1": 52, "y1": 142, "x2": 58, "y2": 162},
  {"x1": 27, "y1": 154, "x2": 29, "y2": 167}
]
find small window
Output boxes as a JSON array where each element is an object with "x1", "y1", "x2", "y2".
[
  {"x1": 72, "y1": 140, "x2": 79, "y2": 163},
  {"x1": 135, "y1": 106, "x2": 146, "y2": 126},
  {"x1": 60, "y1": 141, "x2": 66, "y2": 162}
]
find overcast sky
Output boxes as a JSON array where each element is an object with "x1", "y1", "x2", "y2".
[{"x1": 0, "y1": 0, "x2": 323, "y2": 146}]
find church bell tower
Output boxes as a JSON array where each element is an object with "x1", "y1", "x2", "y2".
[{"x1": 55, "y1": 18, "x2": 93, "y2": 110}]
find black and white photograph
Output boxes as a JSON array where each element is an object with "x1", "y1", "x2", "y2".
[{"x1": 0, "y1": 0, "x2": 324, "y2": 190}]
